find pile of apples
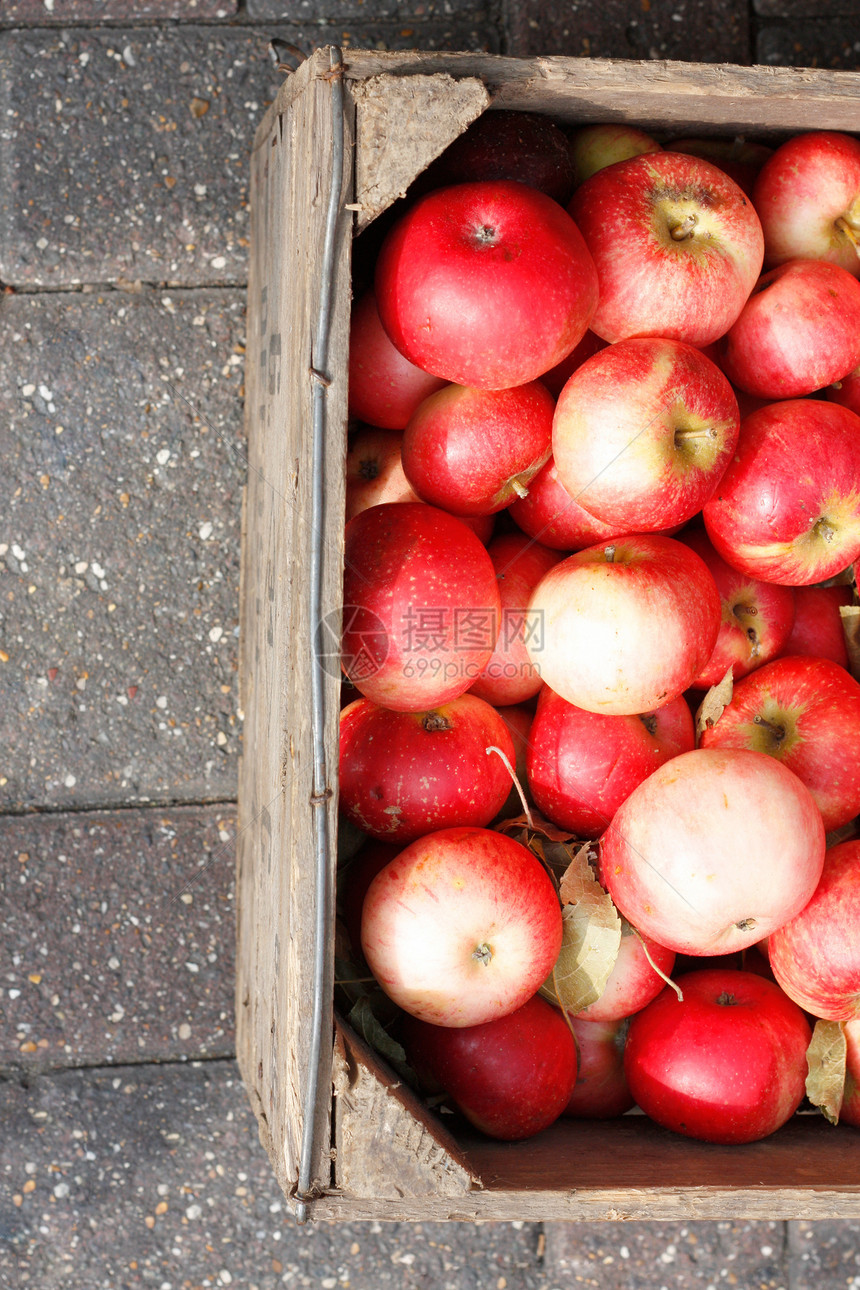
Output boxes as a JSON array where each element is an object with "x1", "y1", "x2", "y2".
[{"x1": 336, "y1": 111, "x2": 860, "y2": 1146}]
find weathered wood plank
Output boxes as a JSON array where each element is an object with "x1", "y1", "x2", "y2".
[{"x1": 236, "y1": 52, "x2": 353, "y2": 1202}]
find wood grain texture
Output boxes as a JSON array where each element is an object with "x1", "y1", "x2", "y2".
[
  {"x1": 332, "y1": 1019, "x2": 477, "y2": 1201},
  {"x1": 236, "y1": 52, "x2": 352, "y2": 1202},
  {"x1": 351, "y1": 74, "x2": 490, "y2": 232}
]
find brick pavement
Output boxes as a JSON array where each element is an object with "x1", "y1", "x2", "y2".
[{"x1": 1, "y1": 1, "x2": 859, "y2": 1286}]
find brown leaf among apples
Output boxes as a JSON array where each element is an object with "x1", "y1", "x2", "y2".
[
  {"x1": 494, "y1": 810, "x2": 577, "y2": 842},
  {"x1": 839, "y1": 604, "x2": 860, "y2": 684},
  {"x1": 540, "y1": 842, "x2": 622, "y2": 1015},
  {"x1": 346, "y1": 996, "x2": 418, "y2": 1088},
  {"x1": 806, "y1": 1017, "x2": 848, "y2": 1126},
  {"x1": 695, "y1": 666, "x2": 734, "y2": 743}
]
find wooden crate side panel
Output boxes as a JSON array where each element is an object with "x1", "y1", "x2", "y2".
[
  {"x1": 332, "y1": 1020, "x2": 477, "y2": 1201},
  {"x1": 237, "y1": 67, "x2": 352, "y2": 1202}
]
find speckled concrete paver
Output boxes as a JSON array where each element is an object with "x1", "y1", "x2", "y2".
[
  {"x1": 504, "y1": 0, "x2": 749, "y2": 62},
  {"x1": 788, "y1": 1222, "x2": 860, "y2": 1288},
  {"x1": 0, "y1": 288, "x2": 245, "y2": 811},
  {"x1": 0, "y1": 21, "x2": 497, "y2": 291},
  {"x1": 545, "y1": 1220, "x2": 791, "y2": 1288},
  {"x1": 246, "y1": 0, "x2": 490, "y2": 19},
  {"x1": 756, "y1": 21, "x2": 860, "y2": 68},
  {"x1": 0, "y1": 1060, "x2": 546, "y2": 1290},
  {"x1": 0, "y1": 806, "x2": 235, "y2": 1073},
  {"x1": 0, "y1": 0, "x2": 237, "y2": 20}
]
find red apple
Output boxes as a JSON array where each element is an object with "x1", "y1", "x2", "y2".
[
  {"x1": 342, "y1": 502, "x2": 501, "y2": 712},
  {"x1": 339, "y1": 694, "x2": 516, "y2": 844},
  {"x1": 552, "y1": 337, "x2": 739, "y2": 532},
  {"x1": 563, "y1": 1016, "x2": 634, "y2": 1119},
  {"x1": 568, "y1": 151, "x2": 764, "y2": 346},
  {"x1": 339, "y1": 839, "x2": 401, "y2": 958},
  {"x1": 539, "y1": 329, "x2": 607, "y2": 398},
  {"x1": 841, "y1": 1018, "x2": 860, "y2": 1126},
  {"x1": 567, "y1": 123, "x2": 661, "y2": 187},
  {"x1": 624, "y1": 968, "x2": 812, "y2": 1144},
  {"x1": 699, "y1": 655, "x2": 860, "y2": 831},
  {"x1": 597, "y1": 747, "x2": 826, "y2": 956},
  {"x1": 753, "y1": 130, "x2": 860, "y2": 276},
  {"x1": 423, "y1": 110, "x2": 576, "y2": 205},
  {"x1": 345, "y1": 427, "x2": 419, "y2": 520},
  {"x1": 361, "y1": 826, "x2": 563, "y2": 1027},
  {"x1": 526, "y1": 686, "x2": 694, "y2": 838},
  {"x1": 769, "y1": 841, "x2": 860, "y2": 1021},
  {"x1": 469, "y1": 535, "x2": 561, "y2": 706},
  {"x1": 666, "y1": 137, "x2": 773, "y2": 198},
  {"x1": 526, "y1": 534, "x2": 721, "y2": 716},
  {"x1": 827, "y1": 365, "x2": 860, "y2": 417},
  {"x1": 719, "y1": 259, "x2": 860, "y2": 400},
  {"x1": 576, "y1": 921, "x2": 677, "y2": 1023},
  {"x1": 508, "y1": 454, "x2": 627, "y2": 551},
  {"x1": 401, "y1": 381, "x2": 554, "y2": 517},
  {"x1": 374, "y1": 180, "x2": 599, "y2": 390},
  {"x1": 703, "y1": 399, "x2": 860, "y2": 586},
  {"x1": 782, "y1": 584, "x2": 853, "y2": 670},
  {"x1": 348, "y1": 290, "x2": 447, "y2": 429},
  {"x1": 401, "y1": 993, "x2": 578, "y2": 1140},
  {"x1": 681, "y1": 528, "x2": 796, "y2": 689}
]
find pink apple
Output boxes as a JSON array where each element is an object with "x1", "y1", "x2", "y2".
[
  {"x1": 375, "y1": 180, "x2": 599, "y2": 390},
  {"x1": 401, "y1": 993, "x2": 578, "y2": 1140},
  {"x1": 526, "y1": 534, "x2": 721, "y2": 716},
  {"x1": 575, "y1": 921, "x2": 677, "y2": 1023},
  {"x1": 508, "y1": 454, "x2": 627, "y2": 551},
  {"x1": 401, "y1": 381, "x2": 554, "y2": 517},
  {"x1": 469, "y1": 534, "x2": 561, "y2": 706},
  {"x1": 782, "y1": 584, "x2": 852, "y2": 669},
  {"x1": 342, "y1": 502, "x2": 501, "y2": 712},
  {"x1": 361, "y1": 826, "x2": 563, "y2": 1027},
  {"x1": 666, "y1": 137, "x2": 773, "y2": 198},
  {"x1": 719, "y1": 259, "x2": 860, "y2": 400},
  {"x1": 345, "y1": 427, "x2": 419, "y2": 520},
  {"x1": 339, "y1": 694, "x2": 515, "y2": 844},
  {"x1": 624, "y1": 968, "x2": 812, "y2": 1144},
  {"x1": 568, "y1": 151, "x2": 764, "y2": 346},
  {"x1": 348, "y1": 290, "x2": 446, "y2": 429},
  {"x1": 703, "y1": 399, "x2": 860, "y2": 586},
  {"x1": 699, "y1": 654, "x2": 860, "y2": 831},
  {"x1": 681, "y1": 528, "x2": 796, "y2": 689},
  {"x1": 769, "y1": 840, "x2": 860, "y2": 1021},
  {"x1": 753, "y1": 130, "x2": 860, "y2": 276},
  {"x1": 423, "y1": 110, "x2": 576, "y2": 205},
  {"x1": 567, "y1": 123, "x2": 661, "y2": 187},
  {"x1": 597, "y1": 747, "x2": 826, "y2": 956},
  {"x1": 563, "y1": 1016, "x2": 634, "y2": 1119},
  {"x1": 552, "y1": 337, "x2": 739, "y2": 532},
  {"x1": 526, "y1": 685, "x2": 694, "y2": 838}
]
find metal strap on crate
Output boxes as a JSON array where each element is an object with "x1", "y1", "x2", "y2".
[{"x1": 295, "y1": 44, "x2": 345, "y2": 1227}]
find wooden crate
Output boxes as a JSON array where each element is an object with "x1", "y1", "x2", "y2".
[{"x1": 237, "y1": 47, "x2": 860, "y2": 1222}]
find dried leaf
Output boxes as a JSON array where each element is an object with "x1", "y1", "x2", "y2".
[
  {"x1": 840, "y1": 605, "x2": 860, "y2": 684},
  {"x1": 347, "y1": 996, "x2": 417, "y2": 1086},
  {"x1": 540, "y1": 845, "x2": 622, "y2": 1014},
  {"x1": 806, "y1": 1018, "x2": 847, "y2": 1126},
  {"x1": 695, "y1": 666, "x2": 734, "y2": 743},
  {"x1": 494, "y1": 810, "x2": 576, "y2": 842}
]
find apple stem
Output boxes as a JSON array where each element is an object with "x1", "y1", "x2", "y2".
[
  {"x1": 815, "y1": 517, "x2": 837, "y2": 544},
  {"x1": 836, "y1": 215, "x2": 860, "y2": 260},
  {"x1": 630, "y1": 926, "x2": 684, "y2": 1002},
  {"x1": 753, "y1": 714, "x2": 785, "y2": 742},
  {"x1": 486, "y1": 744, "x2": 535, "y2": 829},
  {"x1": 511, "y1": 477, "x2": 529, "y2": 500},
  {"x1": 674, "y1": 425, "x2": 717, "y2": 444},
  {"x1": 669, "y1": 213, "x2": 698, "y2": 241},
  {"x1": 604, "y1": 544, "x2": 617, "y2": 563}
]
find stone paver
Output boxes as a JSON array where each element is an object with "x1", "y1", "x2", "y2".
[
  {"x1": 0, "y1": 0, "x2": 236, "y2": 21},
  {"x1": 505, "y1": 0, "x2": 750, "y2": 64},
  {"x1": 754, "y1": 0, "x2": 859, "y2": 14},
  {"x1": 0, "y1": 1060, "x2": 546, "y2": 1290},
  {"x1": 0, "y1": 806, "x2": 235, "y2": 1073},
  {"x1": 545, "y1": 1220, "x2": 790, "y2": 1288},
  {"x1": 246, "y1": 0, "x2": 488, "y2": 18},
  {"x1": 0, "y1": 289, "x2": 244, "y2": 811},
  {"x1": 788, "y1": 1222, "x2": 860, "y2": 1289},
  {"x1": 756, "y1": 21, "x2": 860, "y2": 68},
  {"x1": 0, "y1": 21, "x2": 498, "y2": 290}
]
